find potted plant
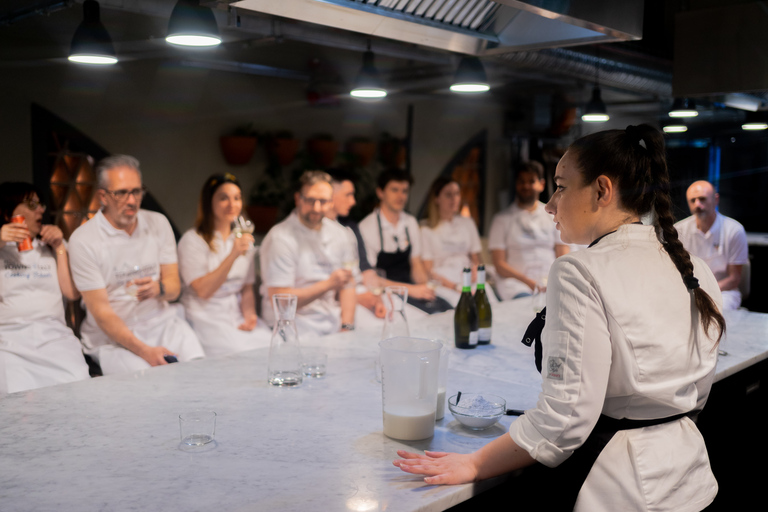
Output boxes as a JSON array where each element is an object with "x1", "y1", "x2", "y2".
[
  {"x1": 219, "y1": 123, "x2": 258, "y2": 166},
  {"x1": 306, "y1": 133, "x2": 338, "y2": 168},
  {"x1": 345, "y1": 136, "x2": 376, "y2": 167},
  {"x1": 265, "y1": 130, "x2": 300, "y2": 167}
]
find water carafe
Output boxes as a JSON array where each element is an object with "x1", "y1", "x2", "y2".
[
  {"x1": 267, "y1": 294, "x2": 303, "y2": 387},
  {"x1": 379, "y1": 337, "x2": 442, "y2": 441}
]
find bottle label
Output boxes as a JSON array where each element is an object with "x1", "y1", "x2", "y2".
[
  {"x1": 477, "y1": 269, "x2": 485, "y2": 284},
  {"x1": 469, "y1": 330, "x2": 479, "y2": 346},
  {"x1": 478, "y1": 328, "x2": 491, "y2": 342}
]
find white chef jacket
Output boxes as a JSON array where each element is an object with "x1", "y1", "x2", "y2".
[
  {"x1": 0, "y1": 239, "x2": 90, "y2": 395},
  {"x1": 509, "y1": 224, "x2": 720, "y2": 512},
  {"x1": 420, "y1": 215, "x2": 482, "y2": 285},
  {"x1": 675, "y1": 212, "x2": 748, "y2": 310},
  {"x1": 259, "y1": 211, "x2": 355, "y2": 337},
  {"x1": 488, "y1": 202, "x2": 565, "y2": 300},
  {"x1": 178, "y1": 229, "x2": 271, "y2": 358},
  {"x1": 68, "y1": 210, "x2": 205, "y2": 373},
  {"x1": 358, "y1": 209, "x2": 422, "y2": 270}
]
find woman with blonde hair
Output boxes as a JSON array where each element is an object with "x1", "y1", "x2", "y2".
[{"x1": 177, "y1": 173, "x2": 270, "y2": 358}]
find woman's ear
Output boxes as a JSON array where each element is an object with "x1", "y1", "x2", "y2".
[{"x1": 595, "y1": 175, "x2": 614, "y2": 206}]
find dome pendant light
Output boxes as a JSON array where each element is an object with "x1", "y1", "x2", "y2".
[
  {"x1": 669, "y1": 98, "x2": 698, "y2": 118},
  {"x1": 450, "y1": 56, "x2": 490, "y2": 93},
  {"x1": 350, "y1": 43, "x2": 387, "y2": 99},
  {"x1": 663, "y1": 124, "x2": 688, "y2": 133},
  {"x1": 742, "y1": 112, "x2": 768, "y2": 131},
  {"x1": 68, "y1": 0, "x2": 118, "y2": 65},
  {"x1": 582, "y1": 86, "x2": 610, "y2": 122},
  {"x1": 166, "y1": 0, "x2": 222, "y2": 47}
]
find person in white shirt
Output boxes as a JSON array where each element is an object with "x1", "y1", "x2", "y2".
[
  {"x1": 420, "y1": 177, "x2": 486, "y2": 305},
  {"x1": 675, "y1": 180, "x2": 748, "y2": 310},
  {"x1": 68, "y1": 155, "x2": 205, "y2": 375},
  {"x1": 488, "y1": 161, "x2": 569, "y2": 300},
  {"x1": 177, "y1": 173, "x2": 271, "y2": 358},
  {"x1": 0, "y1": 182, "x2": 90, "y2": 395},
  {"x1": 259, "y1": 171, "x2": 356, "y2": 336},
  {"x1": 359, "y1": 168, "x2": 450, "y2": 314},
  {"x1": 394, "y1": 125, "x2": 723, "y2": 512}
]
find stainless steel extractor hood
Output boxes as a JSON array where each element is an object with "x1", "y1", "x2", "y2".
[{"x1": 231, "y1": 0, "x2": 644, "y2": 55}]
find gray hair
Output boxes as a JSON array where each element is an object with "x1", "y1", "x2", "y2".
[
  {"x1": 297, "y1": 170, "x2": 331, "y2": 193},
  {"x1": 95, "y1": 155, "x2": 142, "y2": 188}
]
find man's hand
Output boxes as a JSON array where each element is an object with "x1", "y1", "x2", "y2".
[
  {"x1": 328, "y1": 268, "x2": 353, "y2": 291},
  {"x1": 138, "y1": 345, "x2": 176, "y2": 366},
  {"x1": 238, "y1": 314, "x2": 258, "y2": 331},
  {"x1": 128, "y1": 276, "x2": 161, "y2": 302},
  {"x1": 408, "y1": 284, "x2": 436, "y2": 301}
]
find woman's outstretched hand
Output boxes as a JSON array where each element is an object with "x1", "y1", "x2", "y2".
[{"x1": 393, "y1": 450, "x2": 478, "y2": 485}]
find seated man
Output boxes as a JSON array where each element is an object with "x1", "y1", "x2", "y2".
[
  {"x1": 489, "y1": 161, "x2": 569, "y2": 300},
  {"x1": 326, "y1": 169, "x2": 386, "y2": 320},
  {"x1": 260, "y1": 171, "x2": 356, "y2": 336},
  {"x1": 68, "y1": 155, "x2": 205, "y2": 375},
  {"x1": 359, "y1": 168, "x2": 451, "y2": 314},
  {"x1": 675, "y1": 180, "x2": 748, "y2": 310}
]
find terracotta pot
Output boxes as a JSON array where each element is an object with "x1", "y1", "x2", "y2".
[
  {"x1": 266, "y1": 137, "x2": 300, "y2": 167},
  {"x1": 220, "y1": 136, "x2": 258, "y2": 166},
  {"x1": 306, "y1": 138, "x2": 338, "y2": 168},
  {"x1": 379, "y1": 139, "x2": 407, "y2": 168},
  {"x1": 246, "y1": 204, "x2": 280, "y2": 234},
  {"x1": 346, "y1": 140, "x2": 376, "y2": 167}
]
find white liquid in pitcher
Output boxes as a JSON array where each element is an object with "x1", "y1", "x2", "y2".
[
  {"x1": 383, "y1": 405, "x2": 435, "y2": 440},
  {"x1": 435, "y1": 388, "x2": 446, "y2": 420}
]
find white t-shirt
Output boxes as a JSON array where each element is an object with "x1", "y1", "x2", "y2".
[
  {"x1": 488, "y1": 201, "x2": 564, "y2": 299},
  {"x1": 509, "y1": 224, "x2": 720, "y2": 512},
  {"x1": 675, "y1": 212, "x2": 748, "y2": 310},
  {"x1": 259, "y1": 212, "x2": 355, "y2": 336},
  {"x1": 358, "y1": 209, "x2": 422, "y2": 269},
  {"x1": 68, "y1": 209, "x2": 179, "y2": 350},
  {"x1": 420, "y1": 215, "x2": 482, "y2": 284}
]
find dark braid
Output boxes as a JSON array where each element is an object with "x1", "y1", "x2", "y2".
[{"x1": 569, "y1": 124, "x2": 725, "y2": 344}]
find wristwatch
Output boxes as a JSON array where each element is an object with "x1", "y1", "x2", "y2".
[
  {"x1": 341, "y1": 323, "x2": 355, "y2": 331},
  {"x1": 158, "y1": 280, "x2": 165, "y2": 298}
]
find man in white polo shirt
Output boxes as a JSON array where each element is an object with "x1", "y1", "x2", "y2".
[
  {"x1": 489, "y1": 161, "x2": 569, "y2": 300},
  {"x1": 259, "y1": 170, "x2": 356, "y2": 336},
  {"x1": 675, "y1": 180, "x2": 748, "y2": 310},
  {"x1": 68, "y1": 155, "x2": 205, "y2": 375}
]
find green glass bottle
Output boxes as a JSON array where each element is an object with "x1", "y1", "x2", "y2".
[
  {"x1": 474, "y1": 265, "x2": 492, "y2": 345},
  {"x1": 454, "y1": 268, "x2": 478, "y2": 349}
]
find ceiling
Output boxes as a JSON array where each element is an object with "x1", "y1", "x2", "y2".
[{"x1": 0, "y1": 0, "x2": 765, "y2": 130}]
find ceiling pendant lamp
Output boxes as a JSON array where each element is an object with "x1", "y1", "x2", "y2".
[
  {"x1": 450, "y1": 56, "x2": 490, "y2": 93},
  {"x1": 350, "y1": 43, "x2": 387, "y2": 99},
  {"x1": 669, "y1": 98, "x2": 698, "y2": 118},
  {"x1": 582, "y1": 86, "x2": 610, "y2": 122},
  {"x1": 166, "y1": 0, "x2": 222, "y2": 47},
  {"x1": 663, "y1": 124, "x2": 688, "y2": 133},
  {"x1": 68, "y1": 0, "x2": 118, "y2": 65},
  {"x1": 742, "y1": 112, "x2": 768, "y2": 131}
]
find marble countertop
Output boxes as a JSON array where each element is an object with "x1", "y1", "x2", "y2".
[{"x1": 1, "y1": 299, "x2": 766, "y2": 512}]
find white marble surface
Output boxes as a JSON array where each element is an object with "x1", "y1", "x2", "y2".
[{"x1": 0, "y1": 299, "x2": 766, "y2": 512}]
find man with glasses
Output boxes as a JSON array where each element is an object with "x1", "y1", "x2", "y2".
[
  {"x1": 259, "y1": 170, "x2": 356, "y2": 336},
  {"x1": 68, "y1": 155, "x2": 205, "y2": 375}
]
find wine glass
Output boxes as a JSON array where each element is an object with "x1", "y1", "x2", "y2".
[{"x1": 232, "y1": 215, "x2": 254, "y2": 238}]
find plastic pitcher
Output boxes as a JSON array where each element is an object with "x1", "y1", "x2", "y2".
[{"x1": 379, "y1": 337, "x2": 442, "y2": 441}]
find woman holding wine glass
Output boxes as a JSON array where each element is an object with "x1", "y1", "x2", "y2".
[{"x1": 177, "y1": 173, "x2": 270, "y2": 357}]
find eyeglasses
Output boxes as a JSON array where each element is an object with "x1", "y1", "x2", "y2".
[
  {"x1": 300, "y1": 195, "x2": 331, "y2": 207},
  {"x1": 102, "y1": 187, "x2": 146, "y2": 202},
  {"x1": 24, "y1": 199, "x2": 46, "y2": 211}
]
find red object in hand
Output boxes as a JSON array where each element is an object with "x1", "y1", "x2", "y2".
[{"x1": 10, "y1": 215, "x2": 33, "y2": 252}]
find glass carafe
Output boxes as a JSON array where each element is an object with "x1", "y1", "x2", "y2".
[
  {"x1": 376, "y1": 286, "x2": 410, "y2": 382},
  {"x1": 268, "y1": 294, "x2": 303, "y2": 387}
]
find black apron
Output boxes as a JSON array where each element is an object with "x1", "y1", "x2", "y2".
[
  {"x1": 519, "y1": 228, "x2": 692, "y2": 510},
  {"x1": 375, "y1": 213, "x2": 452, "y2": 314}
]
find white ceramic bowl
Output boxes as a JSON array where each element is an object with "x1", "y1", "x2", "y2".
[{"x1": 448, "y1": 393, "x2": 505, "y2": 430}]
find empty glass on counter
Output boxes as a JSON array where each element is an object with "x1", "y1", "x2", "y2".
[
  {"x1": 267, "y1": 294, "x2": 303, "y2": 387},
  {"x1": 179, "y1": 410, "x2": 217, "y2": 446}
]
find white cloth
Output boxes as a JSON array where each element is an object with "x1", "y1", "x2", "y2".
[
  {"x1": 508, "y1": 224, "x2": 720, "y2": 512},
  {"x1": 675, "y1": 212, "x2": 749, "y2": 310},
  {"x1": 420, "y1": 215, "x2": 482, "y2": 285},
  {"x1": 488, "y1": 202, "x2": 564, "y2": 300},
  {"x1": 259, "y1": 212, "x2": 355, "y2": 337},
  {"x1": 177, "y1": 229, "x2": 271, "y2": 358},
  {"x1": 0, "y1": 239, "x2": 89, "y2": 395},
  {"x1": 358, "y1": 209, "x2": 422, "y2": 270},
  {"x1": 68, "y1": 210, "x2": 205, "y2": 372}
]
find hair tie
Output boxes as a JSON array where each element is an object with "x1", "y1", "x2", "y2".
[
  {"x1": 625, "y1": 125, "x2": 646, "y2": 150},
  {"x1": 683, "y1": 275, "x2": 700, "y2": 291}
]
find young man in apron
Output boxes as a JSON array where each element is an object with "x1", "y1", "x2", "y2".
[
  {"x1": 358, "y1": 169, "x2": 452, "y2": 314},
  {"x1": 675, "y1": 180, "x2": 749, "y2": 310}
]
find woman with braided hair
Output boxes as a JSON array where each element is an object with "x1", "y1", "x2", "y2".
[{"x1": 393, "y1": 125, "x2": 724, "y2": 511}]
